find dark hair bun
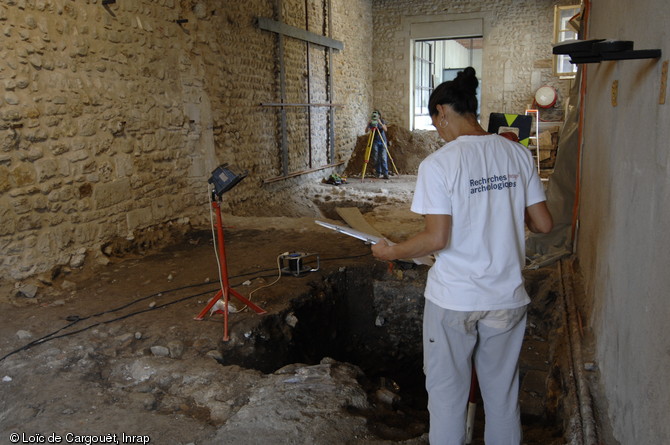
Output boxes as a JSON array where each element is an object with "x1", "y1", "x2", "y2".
[
  {"x1": 456, "y1": 67, "x2": 478, "y2": 95},
  {"x1": 427, "y1": 66, "x2": 479, "y2": 116}
]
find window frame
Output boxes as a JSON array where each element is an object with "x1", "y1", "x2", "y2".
[
  {"x1": 413, "y1": 41, "x2": 434, "y2": 129},
  {"x1": 411, "y1": 36, "x2": 482, "y2": 130},
  {"x1": 553, "y1": 5, "x2": 581, "y2": 78}
]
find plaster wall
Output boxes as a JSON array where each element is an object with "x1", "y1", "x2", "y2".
[
  {"x1": 0, "y1": 0, "x2": 373, "y2": 282},
  {"x1": 370, "y1": 0, "x2": 576, "y2": 130},
  {"x1": 577, "y1": 1, "x2": 670, "y2": 443}
]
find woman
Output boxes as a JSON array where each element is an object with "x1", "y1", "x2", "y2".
[{"x1": 372, "y1": 67, "x2": 552, "y2": 444}]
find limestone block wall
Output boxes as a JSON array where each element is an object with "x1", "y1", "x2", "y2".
[
  {"x1": 370, "y1": 0, "x2": 577, "y2": 129},
  {"x1": 0, "y1": 0, "x2": 373, "y2": 283}
]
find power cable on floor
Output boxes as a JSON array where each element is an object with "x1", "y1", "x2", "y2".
[
  {"x1": 0, "y1": 247, "x2": 372, "y2": 363},
  {"x1": 241, "y1": 253, "x2": 283, "y2": 312}
]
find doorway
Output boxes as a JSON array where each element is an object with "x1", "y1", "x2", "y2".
[{"x1": 412, "y1": 37, "x2": 483, "y2": 130}]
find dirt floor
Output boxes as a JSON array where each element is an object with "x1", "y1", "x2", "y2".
[
  {"x1": 0, "y1": 182, "x2": 566, "y2": 445},
  {"x1": 0, "y1": 222, "x2": 366, "y2": 438},
  {"x1": 0, "y1": 131, "x2": 571, "y2": 444}
]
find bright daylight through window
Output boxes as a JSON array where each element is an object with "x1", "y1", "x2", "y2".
[
  {"x1": 554, "y1": 5, "x2": 580, "y2": 78},
  {"x1": 413, "y1": 37, "x2": 482, "y2": 130}
]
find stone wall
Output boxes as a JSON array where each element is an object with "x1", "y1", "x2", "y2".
[
  {"x1": 578, "y1": 1, "x2": 670, "y2": 443},
  {"x1": 370, "y1": 0, "x2": 577, "y2": 129},
  {"x1": 0, "y1": 0, "x2": 578, "y2": 287},
  {"x1": 0, "y1": 0, "x2": 373, "y2": 283}
]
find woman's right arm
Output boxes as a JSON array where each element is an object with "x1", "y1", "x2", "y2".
[{"x1": 525, "y1": 201, "x2": 553, "y2": 233}]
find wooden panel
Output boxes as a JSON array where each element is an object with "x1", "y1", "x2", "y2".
[
  {"x1": 335, "y1": 207, "x2": 434, "y2": 266},
  {"x1": 335, "y1": 207, "x2": 384, "y2": 238}
]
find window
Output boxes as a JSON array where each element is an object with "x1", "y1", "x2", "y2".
[
  {"x1": 554, "y1": 5, "x2": 581, "y2": 78},
  {"x1": 412, "y1": 37, "x2": 483, "y2": 130},
  {"x1": 413, "y1": 41, "x2": 434, "y2": 131}
]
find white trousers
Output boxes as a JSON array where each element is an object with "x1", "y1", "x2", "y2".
[{"x1": 423, "y1": 299, "x2": 527, "y2": 445}]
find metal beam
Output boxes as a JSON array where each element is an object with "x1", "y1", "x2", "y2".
[
  {"x1": 262, "y1": 161, "x2": 344, "y2": 184},
  {"x1": 326, "y1": 0, "x2": 335, "y2": 163},
  {"x1": 257, "y1": 17, "x2": 343, "y2": 51},
  {"x1": 260, "y1": 102, "x2": 341, "y2": 107}
]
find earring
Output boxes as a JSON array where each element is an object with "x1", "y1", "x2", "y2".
[{"x1": 439, "y1": 118, "x2": 448, "y2": 128}]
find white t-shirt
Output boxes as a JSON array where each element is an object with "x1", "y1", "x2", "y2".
[{"x1": 411, "y1": 134, "x2": 546, "y2": 311}]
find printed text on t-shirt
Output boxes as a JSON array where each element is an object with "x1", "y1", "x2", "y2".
[{"x1": 469, "y1": 174, "x2": 518, "y2": 194}]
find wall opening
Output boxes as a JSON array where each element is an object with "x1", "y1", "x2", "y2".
[
  {"x1": 406, "y1": 17, "x2": 484, "y2": 130},
  {"x1": 412, "y1": 37, "x2": 483, "y2": 129}
]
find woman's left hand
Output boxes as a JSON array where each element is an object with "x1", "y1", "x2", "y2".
[{"x1": 371, "y1": 239, "x2": 394, "y2": 261}]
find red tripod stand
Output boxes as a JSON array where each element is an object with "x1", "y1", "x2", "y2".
[{"x1": 194, "y1": 198, "x2": 266, "y2": 341}]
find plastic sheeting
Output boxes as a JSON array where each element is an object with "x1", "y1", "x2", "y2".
[{"x1": 525, "y1": 71, "x2": 581, "y2": 269}]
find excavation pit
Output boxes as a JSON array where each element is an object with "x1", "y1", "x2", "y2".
[{"x1": 216, "y1": 262, "x2": 567, "y2": 443}]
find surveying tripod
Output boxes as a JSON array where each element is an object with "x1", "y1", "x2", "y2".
[{"x1": 361, "y1": 126, "x2": 398, "y2": 180}]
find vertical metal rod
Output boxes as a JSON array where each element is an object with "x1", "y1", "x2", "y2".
[
  {"x1": 326, "y1": 0, "x2": 335, "y2": 164},
  {"x1": 277, "y1": 0, "x2": 289, "y2": 176},
  {"x1": 305, "y1": 0, "x2": 313, "y2": 168}
]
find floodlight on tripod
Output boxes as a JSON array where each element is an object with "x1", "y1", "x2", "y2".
[
  {"x1": 208, "y1": 164, "x2": 248, "y2": 200},
  {"x1": 197, "y1": 163, "x2": 266, "y2": 342}
]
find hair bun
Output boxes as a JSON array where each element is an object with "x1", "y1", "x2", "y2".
[
  {"x1": 456, "y1": 67, "x2": 478, "y2": 94},
  {"x1": 427, "y1": 66, "x2": 479, "y2": 116}
]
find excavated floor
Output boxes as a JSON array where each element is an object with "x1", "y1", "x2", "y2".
[{"x1": 0, "y1": 176, "x2": 569, "y2": 444}]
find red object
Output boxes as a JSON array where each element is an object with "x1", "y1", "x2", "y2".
[
  {"x1": 498, "y1": 131, "x2": 520, "y2": 143},
  {"x1": 535, "y1": 85, "x2": 558, "y2": 108},
  {"x1": 194, "y1": 200, "x2": 266, "y2": 340}
]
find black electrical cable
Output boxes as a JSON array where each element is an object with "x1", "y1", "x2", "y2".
[
  {"x1": 0, "y1": 274, "x2": 276, "y2": 363},
  {"x1": 13, "y1": 288, "x2": 217, "y2": 350},
  {"x1": 0, "y1": 284, "x2": 213, "y2": 363},
  {"x1": 320, "y1": 253, "x2": 370, "y2": 262},
  {"x1": 0, "y1": 253, "x2": 372, "y2": 362}
]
